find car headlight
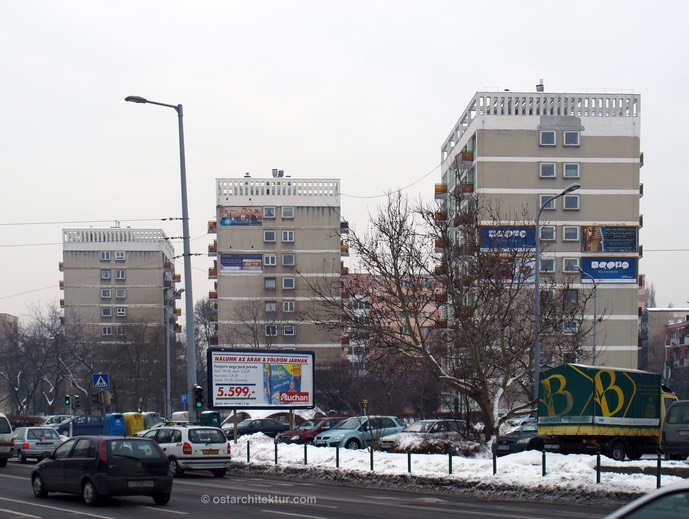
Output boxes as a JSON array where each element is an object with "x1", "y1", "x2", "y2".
[
  {"x1": 290, "y1": 435, "x2": 300, "y2": 441},
  {"x1": 330, "y1": 433, "x2": 345, "y2": 442},
  {"x1": 516, "y1": 438, "x2": 530, "y2": 445}
]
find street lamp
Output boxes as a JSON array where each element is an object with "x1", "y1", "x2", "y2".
[
  {"x1": 533, "y1": 182, "x2": 581, "y2": 404},
  {"x1": 164, "y1": 288, "x2": 184, "y2": 418},
  {"x1": 576, "y1": 267, "x2": 598, "y2": 366},
  {"x1": 125, "y1": 95, "x2": 197, "y2": 413}
]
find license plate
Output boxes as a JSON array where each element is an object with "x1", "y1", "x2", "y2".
[
  {"x1": 128, "y1": 480, "x2": 154, "y2": 488},
  {"x1": 202, "y1": 449, "x2": 219, "y2": 455},
  {"x1": 679, "y1": 430, "x2": 689, "y2": 436},
  {"x1": 497, "y1": 445, "x2": 509, "y2": 451}
]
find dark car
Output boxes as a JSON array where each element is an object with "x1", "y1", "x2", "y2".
[
  {"x1": 275, "y1": 417, "x2": 348, "y2": 445},
  {"x1": 31, "y1": 436, "x2": 173, "y2": 506},
  {"x1": 495, "y1": 420, "x2": 548, "y2": 456},
  {"x1": 379, "y1": 418, "x2": 467, "y2": 452},
  {"x1": 223, "y1": 418, "x2": 289, "y2": 439},
  {"x1": 54, "y1": 415, "x2": 104, "y2": 437}
]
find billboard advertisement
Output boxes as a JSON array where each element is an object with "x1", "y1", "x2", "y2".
[
  {"x1": 219, "y1": 253, "x2": 263, "y2": 273},
  {"x1": 479, "y1": 225, "x2": 536, "y2": 250},
  {"x1": 219, "y1": 206, "x2": 263, "y2": 226},
  {"x1": 582, "y1": 225, "x2": 638, "y2": 253},
  {"x1": 207, "y1": 349, "x2": 315, "y2": 409},
  {"x1": 579, "y1": 256, "x2": 638, "y2": 283}
]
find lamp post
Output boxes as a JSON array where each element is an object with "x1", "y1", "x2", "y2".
[
  {"x1": 164, "y1": 288, "x2": 184, "y2": 418},
  {"x1": 576, "y1": 267, "x2": 598, "y2": 365},
  {"x1": 534, "y1": 182, "x2": 581, "y2": 404},
  {"x1": 125, "y1": 96, "x2": 197, "y2": 413}
]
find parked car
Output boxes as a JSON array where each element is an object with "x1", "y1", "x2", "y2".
[
  {"x1": 11, "y1": 427, "x2": 65, "y2": 463},
  {"x1": 313, "y1": 416, "x2": 405, "y2": 449},
  {"x1": 31, "y1": 436, "x2": 173, "y2": 506},
  {"x1": 495, "y1": 419, "x2": 548, "y2": 456},
  {"x1": 0, "y1": 413, "x2": 12, "y2": 467},
  {"x1": 134, "y1": 421, "x2": 169, "y2": 437},
  {"x1": 54, "y1": 415, "x2": 104, "y2": 437},
  {"x1": 604, "y1": 479, "x2": 689, "y2": 518},
  {"x1": 275, "y1": 417, "x2": 348, "y2": 445},
  {"x1": 379, "y1": 419, "x2": 466, "y2": 452},
  {"x1": 40, "y1": 415, "x2": 70, "y2": 427},
  {"x1": 223, "y1": 418, "x2": 289, "y2": 439},
  {"x1": 142, "y1": 425, "x2": 231, "y2": 477},
  {"x1": 662, "y1": 400, "x2": 689, "y2": 460}
]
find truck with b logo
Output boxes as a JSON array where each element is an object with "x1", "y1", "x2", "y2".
[{"x1": 537, "y1": 364, "x2": 677, "y2": 461}]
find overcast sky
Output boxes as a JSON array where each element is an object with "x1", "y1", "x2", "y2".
[{"x1": 1, "y1": 1, "x2": 688, "y2": 321}]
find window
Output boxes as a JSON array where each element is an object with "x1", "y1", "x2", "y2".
[
  {"x1": 116, "y1": 307, "x2": 127, "y2": 317},
  {"x1": 564, "y1": 289, "x2": 578, "y2": 304},
  {"x1": 263, "y1": 207, "x2": 276, "y2": 219},
  {"x1": 563, "y1": 131, "x2": 580, "y2": 146},
  {"x1": 265, "y1": 301, "x2": 277, "y2": 313},
  {"x1": 101, "y1": 307, "x2": 112, "y2": 318},
  {"x1": 563, "y1": 321, "x2": 578, "y2": 335},
  {"x1": 563, "y1": 257, "x2": 579, "y2": 272},
  {"x1": 265, "y1": 325, "x2": 277, "y2": 336},
  {"x1": 563, "y1": 163, "x2": 580, "y2": 178},
  {"x1": 115, "y1": 288, "x2": 126, "y2": 299},
  {"x1": 100, "y1": 269, "x2": 111, "y2": 280},
  {"x1": 540, "y1": 225, "x2": 556, "y2": 241},
  {"x1": 101, "y1": 288, "x2": 112, "y2": 299},
  {"x1": 282, "y1": 253, "x2": 295, "y2": 266},
  {"x1": 264, "y1": 254, "x2": 277, "y2": 266},
  {"x1": 265, "y1": 278, "x2": 277, "y2": 289},
  {"x1": 539, "y1": 163, "x2": 556, "y2": 178},
  {"x1": 115, "y1": 251, "x2": 126, "y2": 261},
  {"x1": 563, "y1": 226, "x2": 580, "y2": 241},
  {"x1": 540, "y1": 130, "x2": 556, "y2": 146},
  {"x1": 282, "y1": 206, "x2": 295, "y2": 218},
  {"x1": 100, "y1": 251, "x2": 111, "y2": 261},
  {"x1": 115, "y1": 269, "x2": 126, "y2": 280},
  {"x1": 539, "y1": 195, "x2": 556, "y2": 210},
  {"x1": 263, "y1": 230, "x2": 276, "y2": 242},
  {"x1": 540, "y1": 257, "x2": 555, "y2": 273},
  {"x1": 563, "y1": 194, "x2": 580, "y2": 210},
  {"x1": 283, "y1": 301, "x2": 295, "y2": 313},
  {"x1": 283, "y1": 277, "x2": 295, "y2": 289},
  {"x1": 116, "y1": 326, "x2": 127, "y2": 336},
  {"x1": 101, "y1": 326, "x2": 112, "y2": 336},
  {"x1": 540, "y1": 289, "x2": 554, "y2": 304},
  {"x1": 283, "y1": 324, "x2": 295, "y2": 336},
  {"x1": 282, "y1": 230, "x2": 295, "y2": 242}
]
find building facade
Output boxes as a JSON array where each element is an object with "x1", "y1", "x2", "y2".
[
  {"x1": 60, "y1": 228, "x2": 180, "y2": 341},
  {"x1": 438, "y1": 86, "x2": 643, "y2": 369},
  {"x1": 208, "y1": 173, "x2": 344, "y2": 363}
]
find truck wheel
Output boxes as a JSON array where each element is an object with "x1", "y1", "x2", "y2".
[
  {"x1": 607, "y1": 441, "x2": 626, "y2": 461},
  {"x1": 626, "y1": 450, "x2": 642, "y2": 461}
]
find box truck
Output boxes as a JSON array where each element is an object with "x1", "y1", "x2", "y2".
[{"x1": 538, "y1": 363, "x2": 677, "y2": 461}]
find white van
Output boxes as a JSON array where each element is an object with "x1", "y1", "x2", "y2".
[{"x1": 0, "y1": 413, "x2": 13, "y2": 466}]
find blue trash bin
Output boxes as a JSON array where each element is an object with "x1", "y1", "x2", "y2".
[{"x1": 105, "y1": 413, "x2": 126, "y2": 436}]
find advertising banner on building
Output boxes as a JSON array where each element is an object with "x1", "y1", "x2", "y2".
[
  {"x1": 579, "y1": 256, "x2": 638, "y2": 283},
  {"x1": 207, "y1": 349, "x2": 315, "y2": 409},
  {"x1": 582, "y1": 225, "x2": 638, "y2": 253},
  {"x1": 479, "y1": 225, "x2": 536, "y2": 250},
  {"x1": 219, "y1": 206, "x2": 263, "y2": 226},
  {"x1": 219, "y1": 253, "x2": 263, "y2": 273}
]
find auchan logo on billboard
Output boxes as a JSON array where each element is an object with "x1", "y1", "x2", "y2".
[{"x1": 279, "y1": 392, "x2": 310, "y2": 403}]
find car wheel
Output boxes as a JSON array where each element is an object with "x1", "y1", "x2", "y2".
[
  {"x1": 211, "y1": 468, "x2": 227, "y2": 478},
  {"x1": 169, "y1": 458, "x2": 184, "y2": 477},
  {"x1": 32, "y1": 474, "x2": 48, "y2": 498},
  {"x1": 344, "y1": 439, "x2": 360, "y2": 450},
  {"x1": 152, "y1": 492, "x2": 171, "y2": 505},
  {"x1": 18, "y1": 451, "x2": 27, "y2": 464},
  {"x1": 82, "y1": 480, "x2": 100, "y2": 507},
  {"x1": 0, "y1": 458, "x2": 7, "y2": 467},
  {"x1": 607, "y1": 441, "x2": 626, "y2": 462}
]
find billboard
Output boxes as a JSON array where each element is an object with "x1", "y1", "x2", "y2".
[
  {"x1": 219, "y1": 206, "x2": 263, "y2": 226},
  {"x1": 579, "y1": 256, "x2": 638, "y2": 283},
  {"x1": 207, "y1": 349, "x2": 315, "y2": 409},
  {"x1": 219, "y1": 253, "x2": 263, "y2": 273},
  {"x1": 582, "y1": 225, "x2": 638, "y2": 253},
  {"x1": 479, "y1": 225, "x2": 536, "y2": 250}
]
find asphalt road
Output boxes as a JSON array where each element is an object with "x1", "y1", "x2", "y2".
[{"x1": 0, "y1": 459, "x2": 620, "y2": 519}]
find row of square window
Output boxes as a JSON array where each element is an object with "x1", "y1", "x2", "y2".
[
  {"x1": 540, "y1": 225, "x2": 580, "y2": 242},
  {"x1": 266, "y1": 301, "x2": 295, "y2": 313},
  {"x1": 101, "y1": 307, "x2": 127, "y2": 318},
  {"x1": 101, "y1": 288, "x2": 127, "y2": 299},
  {"x1": 101, "y1": 325, "x2": 127, "y2": 336},
  {"x1": 263, "y1": 207, "x2": 294, "y2": 219},
  {"x1": 100, "y1": 251, "x2": 127, "y2": 261},
  {"x1": 539, "y1": 130, "x2": 580, "y2": 147},
  {"x1": 265, "y1": 277, "x2": 296, "y2": 290},
  {"x1": 264, "y1": 230, "x2": 295, "y2": 243},
  {"x1": 101, "y1": 269, "x2": 126, "y2": 280},
  {"x1": 539, "y1": 162, "x2": 580, "y2": 179},
  {"x1": 540, "y1": 257, "x2": 582, "y2": 273},
  {"x1": 265, "y1": 254, "x2": 295, "y2": 266},
  {"x1": 540, "y1": 193, "x2": 580, "y2": 210},
  {"x1": 265, "y1": 324, "x2": 295, "y2": 336}
]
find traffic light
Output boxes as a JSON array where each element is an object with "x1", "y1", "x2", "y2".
[
  {"x1": 91, "y1": 393, "x2": 100, "y2": 405},
  {"x1": 101, "y1": 390, "x2": 111, "y2": 406},
  {"x1": 74, "y1": 395, "x2": 81, "y2": 408},
  {"x1": 65, "y1": 395, "x2": 71, "y2": 407},
  {"x1": 194, "y1": 385, "x2": 203, "y2": 409}
]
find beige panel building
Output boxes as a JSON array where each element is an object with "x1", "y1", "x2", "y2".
[
  {"x1": 439, "y1": 85, "x2": 642, "y2": 369},
  {"x1": 61, "y1": 228, "x2": 179, "y2": 342},
  {"x1": 208, "y1": 173, "x2": 344, "y2": 363}
]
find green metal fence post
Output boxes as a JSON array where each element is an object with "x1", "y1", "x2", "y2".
[
  {"x1": 492, "y1": 444, "x2": 497, "y2": 475},
  {"x1": 449, "y1": 446, "x2": 453, "y2": 475},
  {"x1": 336, "y1": 446, "x2": 339, "y2": 469},
  {"x1": 542, "y1": 450, "x2": 546, "y2": 477},
  {"x1": 370, "y1": 447, "x2": 374, "y2": 471},
  {"x1": 596, "y1": 451, "x2": 601, "y2": 484},
  {"x1": 274, "y1": 441, "x2": 278, "y2": 465},
  {"x1": 247, "y1": 441, "x2": 250, "y2": 463},
  {"x1": 657, "y1": 452, "x2": 662, "y2": 489},
  {"x1": 407, "y1": 449, "x2": 412, "y2": 473},
  {"x1": 304, "y1": 443, "x2": 308, "y2": 465}
]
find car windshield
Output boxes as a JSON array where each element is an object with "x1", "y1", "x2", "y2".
[
  {"x1": 28, "y1": 428, "x2": 60, "y2": 440},
  {"x1": 189, "y1": 428, "x2": 227, "y2": 443},
  {"x1": 297, "y1": 420, "x2": 317, "y2": 430},
  {"x1": 518, "y1": 421, "x2": 538, "y2": 432},
  {"x1": 237, "y1": 419, "x2": 253, "y2": 427},
  {"x1": 331, "y1": 417, "x2": 363, "y2": 430},
  {"x1": 110, "y1": 439, "x2": 163, "y2": 459},
  {"x1": 404, "y1": 421, "x2": 435, "y2": 433}
]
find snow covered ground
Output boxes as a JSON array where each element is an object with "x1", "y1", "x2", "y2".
[{"x1": 229, "y1": 433, "x2": 688, "y2": 506}]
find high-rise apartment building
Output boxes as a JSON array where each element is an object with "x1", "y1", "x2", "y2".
[
  {"x1": 438, "y1": 85, "x2": 642, "y2": 369},
  {"x1": 207, "y1": 172, "x2": 344, "y2": 363},
  {"x1": 60, "y1": 228, "x2": 180, "y2": 341}
]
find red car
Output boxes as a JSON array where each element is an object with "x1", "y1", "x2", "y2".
[{"x1": 275, "y1": 417, "x2": 348, "y2": 445}]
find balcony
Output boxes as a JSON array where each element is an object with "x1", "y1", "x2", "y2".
[
  {"x1": 340, "y1": 221, "x2": 349, "y2": 234},
  {"x1": 173, "y1": 273, "x2": 181, "y2": 283},
  {"x1": 640, "y1": 152, "x2": 644, "y2": 168},
  {"x1": 210, "y1": 314, "x2": 218, "y2": 322},
  {"x1": 208, "y1": 221, "x2": 217, "y2": 233},
  {"x1": 174, "y1": 307, "x2": 182, "y2": 316},
  {"x1": 341, "y1": 266, "x2": 349, "y2": 276},
  {"x1": 208, "y1": 267, "x2": 218, "y2": 279},
  {"x1": 435, "y1": 320, "x2": 448, "y2": 329},
  {"x1": 434, "y1": 265, "x2": 446, "y2": 275},
  {"x1": 341, "y1": 289, "x2": 350, "y2": 299},
  {"x1": 453, "y1": 212, "x2": 475, "y2": 226},
  {"x1": 59, "y1": 280, "x2": 64, "y2": 290},
  {"x1": 454, "y1": 183, "x2": 474, "y2": 197},
  {"x1": 639, "y1": 214, "x2": 644, "y2": 228},
  {"x1": 164, "y1": 261, "x2": 172, "y2": 270},
  {"x1": 434, "y1": 184, "x2": 448, "y2": 200},
  {"x1": 459, "y1": 150, "x2": 474, "y2": 163},
  {"x1": 59, "y1": 262, "x2": 64, "y2": 272},
  {"x1": 208, "y1": 241, "x2": 217, "y2": 256},
  {"x1": 434, "y1": 292, "x2": 447, "y2": 303},
  {"x1": 59, "y1": 299, "x2": 64, "y2": 308},
  {"x1": 340, "y1": 243, "x2": 349, "y2": 256},
  {"x1": 174, "y1": 324, "x2": 182, "y2": 333},
  {"x1": 434, "y1": 211, "x2": 447, "y2": 222},
  {"x1": 341, "y1": 336, "x2": 350, "y2": 346},
  {"x1": 639, "y1": 183, "x2": 644, "y2": 198},
  {"x1": 341, "y1": 313, "x2": 349, "y2": 323},
  {"x1": 435, "y1": 239, "x2": 445, "y2": 253},
  {"x1": 209, "y1": 291, "x2": 218, "y2": 300}
]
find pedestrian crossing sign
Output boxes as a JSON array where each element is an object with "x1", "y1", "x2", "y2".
[{"x1": 92, "y1": 373, "x2": 110, "y2": 389}]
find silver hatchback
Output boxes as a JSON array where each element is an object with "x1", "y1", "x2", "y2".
[{"x1": 12, "y1": 427, "x2": 64, "y2": 463}]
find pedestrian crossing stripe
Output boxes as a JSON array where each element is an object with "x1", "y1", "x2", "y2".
[{"x1": 94, "y1": 376, "x2": 108, "y2": 388}]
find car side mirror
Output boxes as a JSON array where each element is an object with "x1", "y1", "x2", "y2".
[{"x1": 41, "y1": 451, "x2": 53, "y2": 459}]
